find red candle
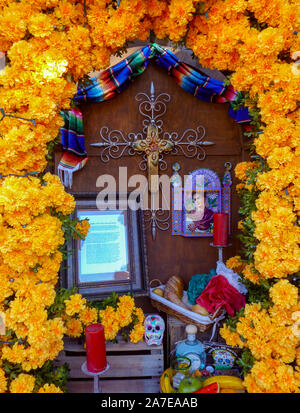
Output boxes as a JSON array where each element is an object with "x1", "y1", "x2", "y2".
[
  {"x1": 213, "y1": 213, "x2": 228, "y2": 246},
  {"x1": 85, "y1": 323, "x2": 107, "y2": 373}
]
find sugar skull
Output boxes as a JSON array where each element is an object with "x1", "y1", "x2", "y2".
[
  {"x1": 211, "y1": 348, "x2": 237, "y2": 369},
  {"x1": 144, "y1": 314, "x2": 165, "y2": 346}
]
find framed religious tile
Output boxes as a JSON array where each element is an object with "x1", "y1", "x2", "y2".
[
  {"x1": 171, "y1": 166, "x2": 232, "y2": 237},
  {"x1": 62, "y1": 193, "x2": 148, "y2": 299}
]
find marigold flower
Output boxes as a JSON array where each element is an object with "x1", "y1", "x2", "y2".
[
  {"x1": 64, "y1": 318, "x2": 83, "y2": 338},
  {"x1": 0, "y1": 368, "x2": 7, "y2": 393},
  {"x1": 76, "y1": 219, "x2": 90, "y2": 239},
  {"x1": 38, "y1": 383, "x2": 63, "y2": 393},
  {"x1": 129, "y1": 323, "x2": 145, "y2": 344},
  {"x1": 9, "y1": 374, "x2": 35, "y2": 393},
  {"x1": 270, "y1": 280, "x2": 298, "y2": 309},
  {"x1": 78, "y1": 307, "x2": 98, "y2": 326},
  {"x1": 64, "y1": 294, "x2": 87, "y2": 316}
]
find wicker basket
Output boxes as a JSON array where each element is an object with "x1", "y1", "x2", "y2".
[{"x1": 149, "y1": 279, "x2": 225, "y2": 332}]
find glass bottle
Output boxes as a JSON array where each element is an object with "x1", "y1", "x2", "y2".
[{"x1": 175, "y1": 324, "x2": 206, "y2": 372}]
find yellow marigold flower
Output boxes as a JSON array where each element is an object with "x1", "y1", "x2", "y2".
[
  {"x1": 247, "y1": 337, "x2": 273, "y2": 360},
  {"x1": 251, "y1": 209, "x2": 270, "y2": 225},
  {"x1": 235, "y1": 183, "x2": 245, "y2": 191},
  {"x1": 102, "y1": 320, "x2": 120, "y2": 341},
  {"x1": 296, "y1": 347, "x2": 300, "y2": 367},
  {"x1": 226, "y1": 256, "x2": 245, "y2": 273},
  {"x1": 235, "y1": 161, "x2": 258, "y2": 181},
  {"x1": 237, "y1": 220, "x2": 244, "y2": 230},
  {"x1": 76, "y1": 219, "x2": 90, "y2": 239},
  {"x1": 135, "y1": 307, "x2": 145, "y2": 324},
  {"x1": 115, "y1": 308, "x2": 132, "y2": 328},
  {"x1": 38, "y1": 384, "x2": 63, "y2": 393},
  {"x1": 31, "y1": 283, "x2": 57, "y2": 307},
  {"x1": 10, "y1": 374, "x2": 35, "y2": 393},
  {"x1": 269, "y1": 304, "x2": 295, "y2": 326},
  {"x1": 36, "y1": 251, "x2": 62, "y2": 283},
  {"x1": 99, "y1": 306, "x2": 116, "y2": 323},
  {"x1": 243, "y1": 374, "x2": 263, "y2": 393},
  {"x1": 129, "y1": 323, "x2": 145, "y2": 344},
  {"x1": 267, "y1": 146, "x2": 294, "y2": 169},
  {"x1": 78, "y1": 307, "x2": 98, "y2": 326},
  {"x1": 219, "y1": 324, "x2": 244, "y2": 348},
  {"x1": 270, "y1": 279, "x2": 298, "y2": 309},
  {"x1": 117, "y1": 295, "x2": 135, "y2": 313},
  {"x1": 65, "y1": 294, "x2": 86, "y2": 316},
  {"x1": 46, "y1": 317, "x2": 65, "y2": 340},
  {"x1": 242, "y1": 264, "x2": 260, "y2": 284},
  {"x1": 28, "y1": 13, "x2": 54, "y2": 38},
  {"x1": 1, "y1": 343, "x2": 25, "y2": 365},
  {"x1": 65, "y1": 318, "x2": 83, "y2": 338},
  {"x1": 0, "y1": 368, "x2": 7, "y2": 393}
]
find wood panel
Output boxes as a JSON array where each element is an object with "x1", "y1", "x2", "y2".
[
  {"x1": 57, "y1": 354, "x2": 163, "y2": 379},
  {"x1": 66, "y1": 378, "x2": 160, "y2": 394},
  {"x1": 55, "y1": 336, "x2": 164, "y2": 394},
  {"x1": 63, "y1": 336, "x2": 163, "y2": 353},
  {"x1": 54, "y1": 60, "x2": 245, "y2": 310}
]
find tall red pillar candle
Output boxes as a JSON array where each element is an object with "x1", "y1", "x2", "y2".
[
  {"x1": 213, "y1": 213, "x2": 229, "y2": 246},
  {"x1": 85, "y1": 323, "x2": 107, "y2": 373}
]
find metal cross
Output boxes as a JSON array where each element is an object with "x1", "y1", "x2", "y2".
[
  {"x1": 91, "y1": 82, "x2": 215, "y2": 192},
  {"x1": 133, "y1": 123, "x2": 174, "y2": 192},
  {"x1": 91, "y1": 82, "x2": 215, "y2": 239}
]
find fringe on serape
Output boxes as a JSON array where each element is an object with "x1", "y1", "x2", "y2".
[
  {"x1": 58, "y1": 107, "x2": 88, "y2": 188},
  {"x1": 58, "y1": 152, "x2": 88, "y2": 188}
]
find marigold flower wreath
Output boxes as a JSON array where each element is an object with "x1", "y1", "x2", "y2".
[{"x1": 0, "y1": 0, "x2": 299, "y2": 393}]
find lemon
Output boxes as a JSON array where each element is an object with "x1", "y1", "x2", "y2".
[{"x1": 153, "y1": 288, "x2": 164, "y2": 297}]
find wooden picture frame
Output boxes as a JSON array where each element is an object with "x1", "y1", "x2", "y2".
[{"x1": 61, "y1": 192, "x2": 149, "y2": 300}]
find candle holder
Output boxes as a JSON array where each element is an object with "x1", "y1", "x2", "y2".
[
  {"x1": 81, "y1": 361, "x2": 110, "y2": 393},
  {"x1": 210, "y1": 243, "x2": 232, "y2": 264}
]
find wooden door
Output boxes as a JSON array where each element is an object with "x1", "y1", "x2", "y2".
[{"x1": 54, "y1": 61, "x2": 245, "y2": 312}]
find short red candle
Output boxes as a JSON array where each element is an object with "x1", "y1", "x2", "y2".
[
  {"x1": 213, "y1": 213, "x2": 229, "y2": 246},
  {"x1": 85, "y1": 323, "x2": 107, "y2": 373}
]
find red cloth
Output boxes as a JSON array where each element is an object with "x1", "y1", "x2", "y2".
[{"x1": 196, "y1": 275, "x2": 246, "y2": 317}]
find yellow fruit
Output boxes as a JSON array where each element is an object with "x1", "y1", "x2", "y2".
[
  {"x1": 221, "y1": 388, "x2": 239, "y2": 393},
  {"x1": 153, "y1": 288, "x2": 164, "y2": 297},
  {"x1": 203, "y1": 375, "x2": 245, "y2": 390},
  {"x1": 192, "y1": 304, "x2": 209, "y2": 316},
  {"x1": 164, "y1": 373, "x2": 176, "y2": 393},
  {"x1": 160, "y1": 368, "x2": 174, "y2": 393}
]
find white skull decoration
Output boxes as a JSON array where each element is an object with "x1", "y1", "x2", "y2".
[{"x1": 144, "y1": 314, "x2": 165, "y2": 345}]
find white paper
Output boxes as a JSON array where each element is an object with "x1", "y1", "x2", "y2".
[{"x1": 78, "y1": 210, "x2": 129, "y2": 282}]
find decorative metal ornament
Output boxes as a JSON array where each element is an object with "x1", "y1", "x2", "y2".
[
  {"x1": 143, "y1": 186, "x2": 171, "y2": 240},
  {"x1": 170, "y1": 162, "x2": 182, "y2": 188},
  {"x1": 91, "y1": 82, "x2": 215, "y2": 238},
  {"x1": 91, "y1": 82, "x2": 214, "y2": 190}
]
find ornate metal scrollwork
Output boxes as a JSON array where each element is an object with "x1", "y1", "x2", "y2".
[
  {"x1": 135, "y1": 82, "x2": 171, "y2": 134},
  {"x1": 143, "y1": 208, "x2": 171, "y2": 241},
  {"x1": 91, "y1": 82, "x2": 214, "y2": 166},
  {"x1": 91, "y1": 82, "x2": 216, "y2": 239},
  {"x1": 164, "y1": 125, "x2": 214, "y2": 161}
]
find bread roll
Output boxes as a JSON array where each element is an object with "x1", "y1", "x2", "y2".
[
  {"x1": 164, "y1": 275, "x2": 187, "y2": 308},
  {"x1": 192, "y1": 304, "x2": 209, "y2": 316}
]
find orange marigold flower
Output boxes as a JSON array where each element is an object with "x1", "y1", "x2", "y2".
[{"x1": 269, "y1": 279, "x2": 298, "y2": 309}]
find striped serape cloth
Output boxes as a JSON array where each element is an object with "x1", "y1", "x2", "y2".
[
  {"x1": 58, "y1": 107, "x2": 88, "y2": 188},
  {"x1": 59, "y1": 43, "x2": 250, "y2": 188}
]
